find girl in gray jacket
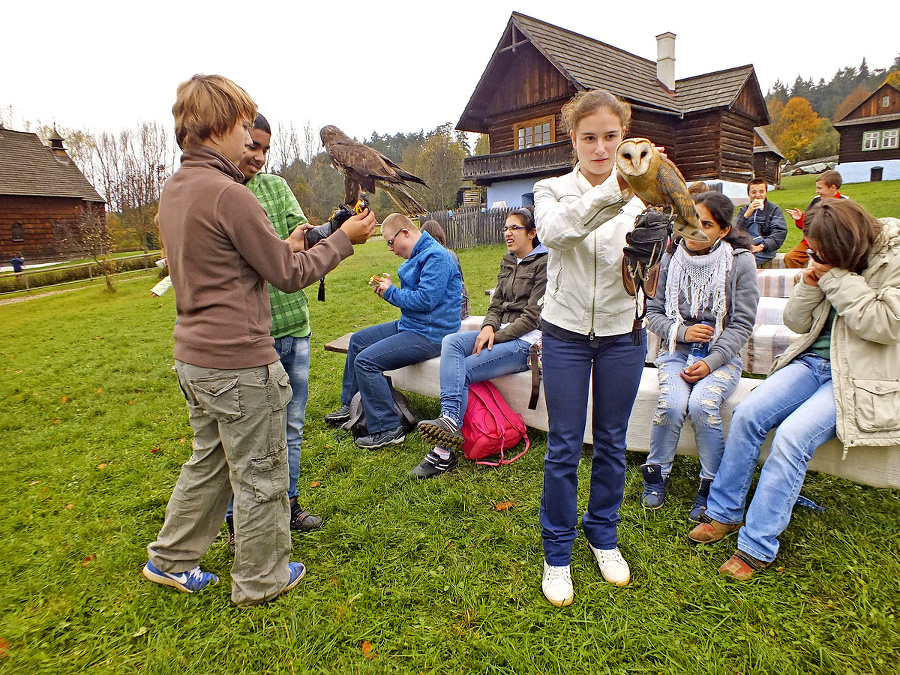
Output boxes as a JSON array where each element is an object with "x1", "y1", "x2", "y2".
[{"x1": 643, "y1": 192, "x2": 759, "y2": 520}]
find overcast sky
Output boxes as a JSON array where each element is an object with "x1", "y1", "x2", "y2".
[{"x1": 3, "y1": 1, "x2": 897, "y2": 143}]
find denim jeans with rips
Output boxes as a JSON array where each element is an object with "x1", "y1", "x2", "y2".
[
  {"x1": 648, "y1": 351, "x2": 743, "y2": 480},
  {"x1": 705, "y1": 354, "x2": 836, "y2": 563}
]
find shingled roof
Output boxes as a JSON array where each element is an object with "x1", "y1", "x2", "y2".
[
  {"x1": 0, "y1": 129, "x2": 105, "y2": 202},
  {"x1": 459, "y1": 12, "x2": 761, "y2": 130}
]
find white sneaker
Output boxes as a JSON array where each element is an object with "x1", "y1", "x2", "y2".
[
  {"x1": 541, "y1": 561, "x2": 574, "y2": 607},
  {"x1": 590, "y1": 545, "x2": 630, "y2": 586}
]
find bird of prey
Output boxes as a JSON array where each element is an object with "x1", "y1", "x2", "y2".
[
  {"x1": 320, "y1": 125, "x2": 428, "y2": 216},
  {"x1": 615, "y1": 138, "x2": 709, "y2": 243}
]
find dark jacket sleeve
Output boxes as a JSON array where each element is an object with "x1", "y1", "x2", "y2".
[{"x1": 762, "y1": 204, "x2": 787, "y2": 253}]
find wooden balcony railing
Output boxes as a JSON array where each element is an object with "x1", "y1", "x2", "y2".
[{"x1": 462, "y1": 141, "x2": 572, "y2": 182}]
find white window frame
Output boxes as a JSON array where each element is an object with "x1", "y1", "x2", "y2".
[
  {"x1": 883, "y1": 95, "x2": 891, "y2": 108},
  {"x1": 863, "y1": 131, "x2": 880, "y2": 150},
  {"x1": 882, "y1": 129, "x2": 899, "y2": 150}
]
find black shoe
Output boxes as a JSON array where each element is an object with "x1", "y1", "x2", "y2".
[
  {"x1": 324, "y1": 404, "x2": 352, "y2": 425},
  {"x1": 417, "y1": 416, "x2": 464, "y2": 450},
  {"x1": 409, "y1": 449, "x2": 459, "y2": 479},
  {"x1": 289, "y1": 496, "x2": 324, "y2": 532},
  {"x1": 355, "y1": 426, "x2": 406, "y2": 449},
  {"x1": 226, "y1": 515, "x2": 236, "y2": 556}
]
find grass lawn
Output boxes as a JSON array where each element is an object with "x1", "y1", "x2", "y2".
[
  {"x1": 765, "y1": 175, "x2": 900, "y2": 253},
  {"x1": 1, "y1": 233, "x2": 898, "y2": 674}
]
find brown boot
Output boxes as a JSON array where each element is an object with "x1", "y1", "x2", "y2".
[
  {"x1": 718, "y1": 550, "x2": 770, "y2": 580},
  {"x1": 688, "y1": 515, "x2": 741, "y2": 544}
]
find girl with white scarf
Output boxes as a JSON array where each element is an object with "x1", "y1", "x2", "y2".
[{"x1": 643, "y1": 191, "x2": 759, "y2": 521}]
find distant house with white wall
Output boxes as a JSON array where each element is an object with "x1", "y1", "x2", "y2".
[
  {"x1": 834, "y1": 82, "x2": 900, "y2": 183},
  {"x1": 456, "y1": 12, "x2": 770, "y2": 209}
]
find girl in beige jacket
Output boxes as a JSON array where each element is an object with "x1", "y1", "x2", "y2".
[{"x1": 688, "y1": 200, "x2": 900, "y2": 579}]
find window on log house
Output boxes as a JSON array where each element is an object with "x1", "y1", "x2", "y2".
[
  {"x1": 12, "y1": 223, "x2": 24, "y2": 242},
  {"x1": 514, "y1": 116, "x2": 555, "y2": 150},
  {"x1": 863, "y1": 129, "x2": 899, "y2": 150}
]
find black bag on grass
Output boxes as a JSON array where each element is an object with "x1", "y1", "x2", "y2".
[{"x1": 341, "y1": 380, "x2": 418, "y2": 438}]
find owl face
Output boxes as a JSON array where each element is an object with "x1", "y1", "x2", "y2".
[{"x1": 615, "y1": 138, "x2": 656, "y2": 177}]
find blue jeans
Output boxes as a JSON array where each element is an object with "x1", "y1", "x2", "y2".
[
  {"x1": 539, "y1": 330, "x2": 646, "y2": 565},
  {"x1": 226, "y1": 335, "x2": 309, "y2": 517},
  {"x1": 438, "y1": 330, "x2": 531, "y2": 427},
  {"x1": 648, "y1": 351, "x2": 743, "y2": 480},
  {"x1": 274, "y1": 335, "x2": 309, "y2": 500},
  {"x1": 342, "y1": 321, "x2": 442, "y2": 434},
  {"x1": 706, "y1": 355, "x2": 836, "y2": 562}
]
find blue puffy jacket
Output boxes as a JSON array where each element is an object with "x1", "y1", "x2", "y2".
[{"x1": 384, "y1": 231, "x2": 462, "y2": 343}]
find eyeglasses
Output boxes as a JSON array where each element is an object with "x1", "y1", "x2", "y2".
[
  {"x1": 806, "y1": 248, "x2": 825, "y2": 264},
  {"x1": 502, "y1": 225, "x2": 526, "y2": 233},
  {"x1": 386, "y1": 229, "x2": 407, "y2": 247}
]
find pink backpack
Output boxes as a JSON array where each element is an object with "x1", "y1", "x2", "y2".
[{"x1": 461, "y1": 381, "x2": 530, "y2": 466}]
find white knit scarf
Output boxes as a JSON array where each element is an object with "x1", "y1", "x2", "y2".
[{"x1": 664, "y1": 240, "x2": 733, "y2": 353}]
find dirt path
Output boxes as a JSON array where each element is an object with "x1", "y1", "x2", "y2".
[{"x1": 0, "y1": 287, "x2": 82, "y2": 306}]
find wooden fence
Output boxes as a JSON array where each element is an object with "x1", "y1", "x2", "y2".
[{"x1": 419, "y1": 206, "x2": 510, "y2": 250}]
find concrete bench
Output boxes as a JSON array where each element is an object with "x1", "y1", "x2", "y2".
[{"x1": 325, "y1": 315, "x2": 899, "y2": 489}]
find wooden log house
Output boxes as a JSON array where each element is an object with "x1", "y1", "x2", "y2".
[
  {"x1": 0, "y1": 128, "x2": 106, "y2": 264},
  {"x1": 457, "y1": 12, "x2": 773, "y2": 208},
  {"x1": 834, "y1": 82, "x2": 900, "y2": 183}
]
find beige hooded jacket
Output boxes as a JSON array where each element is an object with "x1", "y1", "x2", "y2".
[{"x1": 771, "y1": 218, "x2": 900, "y2": 455}]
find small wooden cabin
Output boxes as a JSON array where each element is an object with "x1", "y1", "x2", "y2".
[
  {"x1": 457, "y1": 12, "x2": 769, "y2": 207},
  {"x1": 753, "y1": 127, "x2": 785, "y2": 186},
  {"x1": 0, "y1": 128, "x2": 106, "y2": 263},
  {"x1": 834, "y1": 82, "x2": 900, "y2": 183}
]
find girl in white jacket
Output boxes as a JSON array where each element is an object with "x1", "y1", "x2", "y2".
[{"x1": 534, "y1": 89, "x2": 646, "y2": 607}]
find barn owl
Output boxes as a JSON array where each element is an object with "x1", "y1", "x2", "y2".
[
  {"x1": 615, "y1": 138, "x2": 709, "y2": 243},
  {"x1": 320, "y1": 125, "x2": 428, "y2": 216}
]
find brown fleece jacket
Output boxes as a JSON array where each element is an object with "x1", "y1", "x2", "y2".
[{"x1": 158, "y1": 145, "x2": 353, "y2": 369}]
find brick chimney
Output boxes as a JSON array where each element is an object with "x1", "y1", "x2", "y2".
[{"x1": 656, "y1": 32, "x2": 676, "y2": 91}]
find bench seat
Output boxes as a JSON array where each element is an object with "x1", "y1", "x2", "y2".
[{"x1": 325, "y1": 314, "x2": 899, "y2": 489}]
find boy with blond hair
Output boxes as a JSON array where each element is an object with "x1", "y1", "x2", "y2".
[{"x1": 143, "y1": 74, "x2": 375, "y2": 605}]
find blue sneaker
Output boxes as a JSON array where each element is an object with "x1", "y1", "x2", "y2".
[
  {"x1": 142, "y1": 560, "x2": 219, "y2": 593},
  {"x1": 640, "y1": 463, "x2": 669, "y2": 509},
  {"x1": 283, "y1": 562, "x2": 306, "y2": 593}
]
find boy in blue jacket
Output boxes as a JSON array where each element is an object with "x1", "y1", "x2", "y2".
[{"x1": 326, "y1": 214, "x2": 462, "y2": 449}]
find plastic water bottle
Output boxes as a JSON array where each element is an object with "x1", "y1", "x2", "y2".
[{"x1": 685, "y1": 321, "x2": 711, "y2": 367}]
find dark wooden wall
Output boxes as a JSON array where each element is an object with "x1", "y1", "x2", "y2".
[
  {"x1": 671, "y1": 111, "x2": 721, "y2": 181},
  {"x1": 718, "y1": 111, "x2": 756, "y2": 183},
  {"x1": 488, "y1": 100, "x2": 569, "y2": 154},
  {"x1": 839, "y1": 123, "x2": 900, "y2": 163},
  {"x1": 0, "y1": 195, "x2": 107, "y2": 260},
  {"x1": 754, "y1": 154, "x2": 781, "y2": 186},
  {"x1": 842, "y1": 85, "x2": 900, "y2": 121}
]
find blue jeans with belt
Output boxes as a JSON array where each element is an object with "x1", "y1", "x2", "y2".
[
  {"x1": 539, "y1": 329, "x2": 646, "y2": 565},
  {"x1": 705, "y1": 354, "x2": 836, "y2": 562},
  {"x1": 341, "y1": 321, "x2": 442, "y2": 435}
]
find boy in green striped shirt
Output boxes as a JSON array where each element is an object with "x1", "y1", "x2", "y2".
[{"x1": 227, "y1": 114, "x2": 323, "y2": 547}]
